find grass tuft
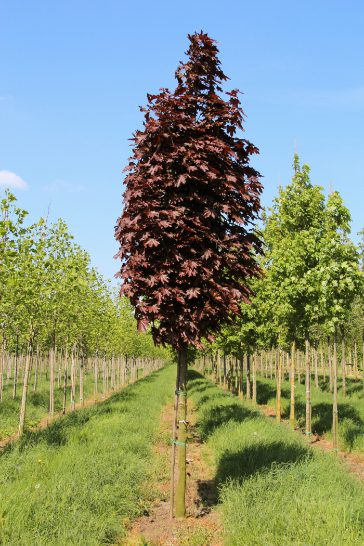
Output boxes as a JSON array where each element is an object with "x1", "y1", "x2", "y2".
[
  {"x1": 189, "y1": 371, "x2": 364, "y2": 546},
  {"x1": 0, "y1": 365, "x2": 175, "y2": 545}
]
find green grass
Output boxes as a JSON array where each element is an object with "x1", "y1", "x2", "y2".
[
  {"x1": 254, "y1": 374, "x2": 364, "y2": 452},
  {"x1": 189, "y1": 371, "x2": 364, "y2": 546},
  {"x1": 0, "y1": 364, "x2": 175, "y2": 545},
  {"x1": 0, "y1": 372, "x2": 97, "y2": 440}
]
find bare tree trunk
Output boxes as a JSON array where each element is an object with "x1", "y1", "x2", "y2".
[
  {"x1": 314, "y1": 344, "x2": 319, "y2": 388},
  {"x1": 269, "y1": 349, "x2": 273, "y2": 379},
  {"x1": 33, "y1": 345, "x2": 39, "y2": 393},
  {"x1": 216, "y1": 350, "x2": 221, "y2": 385},
  {"x1": 276, "y1": 350, "x2": 282, "y2": 423},
  {"x1": 94, "y1": 355, "x2": 98, "y2": 398},
  {"x1": 289, "y1": 341, "x2": 295, "y2": 427},
  {"x1": 328, "y1": 340, "x2": 333, "y2": 392},
  {"x1": 341, "y1": 339, "x2": 346, "y2": 397},
  {"x1": 332, "y1": 338, "x2": 339, "y2": 450},
  {"x1": 252, "y1": 352, "x2": 257, "y2": 403},
  {"x1": 238, "y1": 349, "x2": 244, "y2": 399},
  {"x1": 246, "y1": 352, "x2": 251, "y2": 400},
  {"x1": 320, "y1": 344, "x2": 325, "y2": 382},
  {"x1": 18, "y1": 345, "x2": 31, "y2": 436},
  {"x1": 57, "y1": 350, "x2": 61, "y2": 389},
  {"x1": 175, "y1": 346, "x2": 188, "y2": 519},
  {"x1": 222, "y1": 352, "x2": 227, "y2": 389},
  {"x1": 0, "y1": 335, "x2": 5, "y2": 402},
  {"x1": 13, "y1": 334, "x2": 19, "y2": 399},
  {"x1": 111, "y1": 355, "x2": 115, "y2": 390},
  {"x1": 71, "y1": 349, "x2": 76, "y2": 411},
  {"x1": 234, "y1": 356, "x2": 238, "y2": 394},
  {"x1": 305, "y1": 339, "x2": 311, "y2": 436},
  {"x1": 79, "y1": 355, "x2": 84, "y2": 406},
  {"x1": 62, "y1": 348, "x2": 68, "y2": 415},
  {"x1": 170, "y1": 351, "x2": 181, "y2": 518},
  {"x1": 354, "y1": 342, "x2": 358, "y2": 379},
  {"x1": 49, "y1": 347, "x2": 55, "y2": 418},
  {"x1": 297, "y1": 350, "x2": 301, "y2": 384}
]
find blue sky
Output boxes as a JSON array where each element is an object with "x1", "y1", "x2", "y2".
[{"x1": 1, "y1": 1, "x2": 363, "y2": 281}]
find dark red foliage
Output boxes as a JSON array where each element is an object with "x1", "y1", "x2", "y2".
[{"x1": 115, "y1": 32, "x2": 263, "y2": 349}]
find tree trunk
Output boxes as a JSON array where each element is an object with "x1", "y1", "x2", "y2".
[
  {"x1": 49, "y1": 347, "x2": 55, "y2": 418},
  {"x1": 341, "y1": 339, "x2": 346, "y2": 397},
  {"x1": 79, "y1": 356, "x2": 84, "y2": 406},
  {"x1": 94, "y1": 355, "x2": 98, "y2": 397},
  {"x1": 170, "y1": 351, "x2": 182, "y2": 518},
  {"x1": 18, "y1": 346, "x2": 31, "y2": 436},
  {"x1": 238, "y1": 349, "x2": 244, "y2": 399},
  {"x1": 222, "y1": 352, "x2": 227, "y2": 389},
  {"x1": 314, "y1": 344, "x2": 319, "y2": 388},
  {"x1": 269, "y1": 349, "x2": 273, "y2": 379},
  {"x1": 62, "y1": 349, "x2": 68, "y2": 415},
  {"x1": 305, "y1": 339, "x2": 311, "y2": 436},
  {"x1": 175, "y1": 346, "x2": 188, "y2": 519},
  {"x1": 354, "y1": 342, "x2": 358, "y2": 379},
  {"x1": 71, "y1": 349, "x2": 76, "y2": 411},
  {"x1": 33, "y1": 346, "x2": 39, "y2": 393},
  {"x1": 0, "y1": 337, "x2": 4, "y2": 402},
  {"x1": 289, "y1": 341, "x2": 295, "y2": 427},
  {"x1": 276, "y1": 350, "x2": 282, "y2": 422},
  {"x1": 13, "y1": 334, "x2": 19, "y2": 400},
  {"x1": 246, "y1": 352, "x2": 251, "y2": 400},
  {"x1": 234, "y1": 356, "x2": 238, "y2": 394},
  {"x1": 297, "y1": 350, "x2": 301, "y2": 384},
  {"x1": 252, "y1": 352, "x2": 257, "y2": 403},
  {"x1": 332, "y1": 338, "x2": 339, "y2": 450},
  {"x1": 320, "y1": 344, "x2": 325, "y2": 382},
  {"x1": 328, "y1": 340, "x2": 333, "y2": 392}
]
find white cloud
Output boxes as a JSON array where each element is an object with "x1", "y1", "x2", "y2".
[
  {"x1": 0, "y1": 170, "x2": 28, "y2": 189},
  {"x1": 43, "y1": 180, "x2": 87, "y2": 193}
]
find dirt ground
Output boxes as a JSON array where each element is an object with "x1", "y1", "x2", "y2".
[
  {"x1": 123, "y1": 401, "x2": 223, "y2": 546},
  {"x1": 260, "y1": 403, "x2": 364, "y2": 482}
]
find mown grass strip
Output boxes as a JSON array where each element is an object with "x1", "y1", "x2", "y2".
[
  {"x1": 0, "y1": 373, "x2": 96, "y2": 441},
  {"x1": 255, "y1": 375, "x2": 364, "y2": 452},
  {"x1": 189, "y1": 370, "x2": 364, "y2": 546},
  {"x1": 0, "y1": 364, "x2": 175, "y2": 545}
]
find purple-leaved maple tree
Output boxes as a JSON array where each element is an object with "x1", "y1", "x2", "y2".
[{"x1": 115, "y1": 31, "x2": 263, "y2": 517}]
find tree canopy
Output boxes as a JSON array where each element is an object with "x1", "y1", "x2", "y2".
[{"x1": 115, "y1": 32, "x2": 263, "y2": 349}]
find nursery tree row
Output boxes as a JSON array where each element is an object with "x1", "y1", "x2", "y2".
[
  {"x1": 0, "y1": 190, "x2": 168, "y2": 437},
  {"x1": 198, "y1": 156, "x2": 364, "y2": 448},
  {"x1": 0, "y1": 190, "x2": 167, "y2": 359}
]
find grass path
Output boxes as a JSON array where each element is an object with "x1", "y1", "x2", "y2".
[
  {"x1": 0, "y1": 364, "x2": 175, "y2": 545},
  {"x1": 189, "y1": 370, "x2": 364, "y2": 546},
  {"x1": 257, "y1": 399, "x2": 364, "y2": 482},
  {"x1": 3, "y1": 365, "x2": 364, "y2": 545},
  {"x1": 254, "y1": 375, "x2": 364, "y2": 452},
  {"x1": 0, "y1": 373, "x2": 97, "y2": 441},
  {"x1": 124, "y1": 396, "x2": 222, "y2": 545}
]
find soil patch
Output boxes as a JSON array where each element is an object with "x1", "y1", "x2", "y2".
[
  {"x1": 124, "y1": 400, "x2": 222, "y2": 545},
  {"x1": 260, "y1": 401, "x2": 364, "y2": 482}
]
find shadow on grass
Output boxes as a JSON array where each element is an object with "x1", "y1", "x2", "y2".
[
  {"x1": 216, "y1": 441, "x2": 309, "y2": 483},
  {"x1": 1, "y1": 367, "x2": 170, "y2": 456},
  {"x1": 292, "y1": 400, "x2": 364, "y2": 449},
  {"x1": 190, "y1": 370, "x2": 311, "y2": 506},
  {"x1": 199, "y1": 402, "x2": 260, "y2": 440},
  {"x1": 255, "y1": 380, "x2": 290, "y2": 405}
]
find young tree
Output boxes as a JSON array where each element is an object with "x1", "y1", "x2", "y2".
[
  {"x1": 262, "y1": 156, "x2": 326, "y2": 431},
  {"x1": 317, "y1": 191, "x2": 362, "y2": 448},
  {"x1": 115, "y1": 32, "x2": 262, "y2": 517}
]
